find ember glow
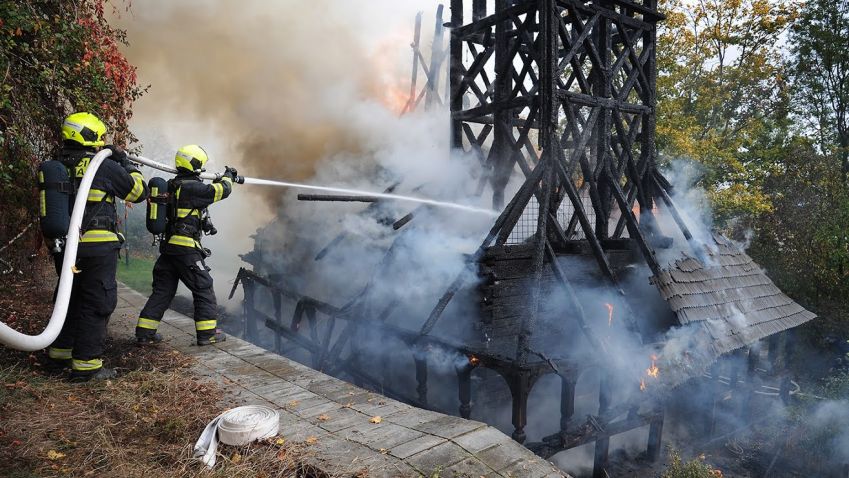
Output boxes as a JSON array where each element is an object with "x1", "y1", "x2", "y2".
[
  {"x1": 640, "y1": 379, "x2": 647, "y2": 392},
  {"x1": 468, "y1": 354, "x2": 480, "y2": 367}
]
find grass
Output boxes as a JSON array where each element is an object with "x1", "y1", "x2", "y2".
[
  {"x1": 0, "y1": 256, "x2": 328, "y2": 478},
  {"x1": 0, "y1": 354, "x2": 316, "y2": 478},
  {"x1": 117, "y1": 254, "x2": 156, "y2": 295}
]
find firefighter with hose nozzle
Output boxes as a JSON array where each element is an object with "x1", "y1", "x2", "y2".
[
  {"x1": 38, "y1": 112, "x2": 149, "y2": 381},
  {"x1": 135, "y1": 145, "x2": 237, "y2": 346}
]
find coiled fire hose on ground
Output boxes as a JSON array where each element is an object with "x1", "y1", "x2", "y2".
[{"x1": 193, "y1": 405, "x2": 280, "y2": 468}]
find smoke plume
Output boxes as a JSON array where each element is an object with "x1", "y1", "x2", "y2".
[{"x1": 116, "y1": 0, "x2": 435, "y2": 207}]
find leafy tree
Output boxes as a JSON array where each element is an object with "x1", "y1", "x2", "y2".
[
  {"x1": 790, "y1": 0, "x2": 849, "y2": 182},
  {"x1": 0, "y1": 0, "x2": 143, "y2": 252},
  {"x1": 656, "y1": 0, "x2": 799, "y2": 224}
]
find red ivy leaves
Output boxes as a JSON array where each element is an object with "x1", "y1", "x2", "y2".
[{"x1": 76, "y1": 0, "x2": 141, "y2": 144}]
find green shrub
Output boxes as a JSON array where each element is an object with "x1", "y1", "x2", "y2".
[{"x1": 662, "y1": 449, "x2": 722, "y2": 478}]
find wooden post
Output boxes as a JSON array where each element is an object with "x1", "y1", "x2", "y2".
[
  {"x1": 272, "y1": 292, "x2": 282, "y2": 354},
  {"x1": 767, "y1": 333, "x2": 781, "y2": 372},
  {"x1": 647, "y1": 410, "x2": 664, "y2": 462},
  {"x1": 509, "y1": 371, "x2": 531, "y2": 443},
  {"x1": 593, "y1": 372, "x2": 612, "y2": 478},
  {"x1": 415, "y1": 352, "x2": 429, "y2": 406},
  {"x1": 457, "y1": 364, "x2": 473, "y2": 419},
  {"x1": 560, "y1": 377, "x2": 576, "y2": 436},
  {"x1": 243, "y1": 279, "x2": 255, "y2": 340}
]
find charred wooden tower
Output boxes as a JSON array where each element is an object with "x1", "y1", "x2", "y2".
[
  {"x1": 236, "y1": 2, "x2": 817, "y2": 476},
  {"x1": 416, "y1": 0, "x2": 670, "y2": 466},
  {"x1": 408, "y1": 3, "x2": 816, "y2": 476}
]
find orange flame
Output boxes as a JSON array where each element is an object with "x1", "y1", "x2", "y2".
[
  {"x1": 468, "y1": 355, "x2": 480, "y2": 367},
  {"x1": 640, "y1": 379, "x2": 647, "y2": 392},
  {"x1": 646, "y1": 354, "x2": 659, "y2": 378},
  {"x1": 605, "y1": 303, "x2": 614, "y2": 327}
]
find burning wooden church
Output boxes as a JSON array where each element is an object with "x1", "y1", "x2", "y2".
[{"x1": 233, "y1": 1, "x2": 816, "y2": 476}]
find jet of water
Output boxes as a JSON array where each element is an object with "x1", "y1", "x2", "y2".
[{"x1": 241, "y1": 177, "x2": 499, "y2": 217}]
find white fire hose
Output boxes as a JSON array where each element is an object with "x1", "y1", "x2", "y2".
[
  {"x1": 193, "y1": 405, "x2": 280, "y2": 468},
  {"x1": 0, "y1": 149, "x2": 113, "y2": 351},
  {"x1": 0, "y1": 150, "x2": 489, "y2": 351},
  {"x1": 0, "y1": 152, "x2": 235, "y2": 351}
]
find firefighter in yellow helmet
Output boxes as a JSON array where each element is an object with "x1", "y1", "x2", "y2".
[
  {"x1": 135, "y1": 145, "x2": 237, "y2": 345},
  {"x1": 41, "y1": 112, "x2": 149, "y2": 381}
]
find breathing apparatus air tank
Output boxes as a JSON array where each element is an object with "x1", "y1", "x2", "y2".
[
  {"x1": 146, "y1": 176, "x2": 168, "y2": 235},
  {"x1": 37, "y1": 160, "x2": 72, "y2": 243}
]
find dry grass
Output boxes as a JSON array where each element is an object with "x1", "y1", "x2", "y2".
[
  {"x1": 0, "y1": 258, "x2": 331, "y2": 478},
  {"x1": 0, "y1": 344, "x2": 348, "y2": 478},
  {"x1": 0, "y1": 353, "x2": 327, "y2": 478}
]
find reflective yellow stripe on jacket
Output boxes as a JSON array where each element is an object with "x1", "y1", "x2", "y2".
[
  {"x1": 212, "y1": 176, "x2": 232, "y2": 203},
  {"x1": 87, "y1": 189, "x2": 114, "y2": 203},
  {"x1": 167, "y1": 235, "x2": 200, "y2": 248},
  {"x1": 149, "y1": 186, "x2": 159, "y2": 220},
  {"x1": 80, "y1": 229, "x2": 119, "y2": 243},
  {"x1": 124, "y1": 171, "x2": 146, "y2": 202},
  {"x1": 176, "y1": 208, "x2": 200, "y2": 218},
  {"x1": 39, "y1": 171, "x2": 47, "y2": 217}
]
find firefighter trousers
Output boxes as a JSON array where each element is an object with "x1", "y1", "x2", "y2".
[
  {"x1": 136, "y1": 252, "x2": 218, "y2": 340},
  {"x1": 48, "y1": 251, "x2": 118, "y2": 375}
]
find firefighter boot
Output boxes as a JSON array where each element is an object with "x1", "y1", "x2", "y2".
[
  {"x1": 197, "y1": 330, "x2": 227, "y2": 346},
  {"x1": 41, "y1": 357, "x2": 71, "y2": 376},
  {"x1": 69, "y1": 367, "x2": 117, "y2": 383},
  {"x1": 136, "y1": 332, "x2": 163, "y2": 346},
  {"x1": 42, "y1": 348, "x2": 73, "y2": 375}
]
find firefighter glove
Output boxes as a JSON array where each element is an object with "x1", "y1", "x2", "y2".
[
  {"x1": 223, "y1": 166, "x2": 238, "y2": 181},
  {"x1": 105, "y1": 145, "x2": 129, "y2": 167}
]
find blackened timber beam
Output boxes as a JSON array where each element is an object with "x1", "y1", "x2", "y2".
[
  {"x1": 262, "y1": 314, "x2": 431, "y2": 409},
  {"x1": 452, "y1": 91, "x2": 532, "y2": 123},
  {"x1": 425, "y1": 4, "x2": 447, "y2": 109},
  {"x1": 450, "y1": 0, "x2": 464, "y2": 149},
  {"x1": 297, "y1": 194, "x2": 381, "y2": 203},
  {"x1": 606, "y1": 173, "x2": 661, "y2": 276},
  {"x1": 453, "y1": 2, "x2": 533, "y2": 39},
  {"x1": 553, "y1": 148, "x2": 618, "y2": 281},
  {"x1": 557, "y1": 13, "x2": 598, "y2": 76},
  {"x1": 558, "y1": 90, "x2": 651, "y2": 114},
  {"x1": 392, "y1": 213, "x2": 415, "y2": 230},
  {"x1": 528, "y1": 410, "x2": 664, "y2": 459},
  {"x1": 237, "y1": 268, "x2": 341, "y2": 316},
  {"x1": 544, "y1": 239, "x2": 606, "y2": 352},
  {"x1": 556, "y1": 0, "x2": 657, "y2": 31},
  {"x1": 418, "y1": 162, "x2": 543, "y2": 336},
  {"x1": 312, "y1": 182, "x2": 401, "y2": 261},
  {"x1": 613, "y1": 19, "x2": 652, "y2": 100},
  {"x1": 495, "y1": 159, "x2": 547, "y2": 245},
  {"x1": 473, "y1": 0, "x2": 487, "y2": 21},
  {"x1": 607, "y1": 0, "x2": 666, "y2": 20},
  {"x1": 594, "y1": 3, "x2": 613, "y2": 240},
  {"x1": 402, "y1": 12, "x2": 423, "y2": 115},
  {"x1": 452, "y1": 49, "x2": 495, "y2": 108},
  {"x1": 490, "y1": 0, "x2": 515, "y2": 209},
  {"x1": 653, "y1": 175, "x2": 693, "y2": 241}
]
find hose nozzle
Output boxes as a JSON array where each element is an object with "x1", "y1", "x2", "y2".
[{"x1": 235, "y1": 176, "x2": 245, "y2": 185}]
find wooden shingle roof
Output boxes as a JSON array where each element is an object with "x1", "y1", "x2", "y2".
[{"x1": 651, "y1": 235, "x2": 816, "y2": 357}]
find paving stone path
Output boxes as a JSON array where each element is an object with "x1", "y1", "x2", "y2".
[{"x1": 112, "y1": 284, "x2": 570, "y2": 478}]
